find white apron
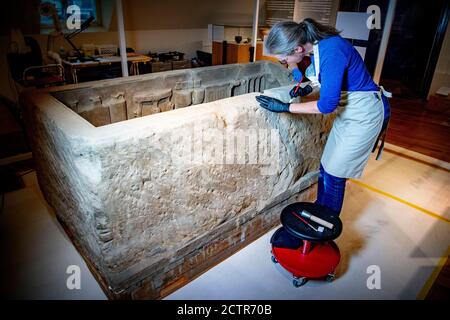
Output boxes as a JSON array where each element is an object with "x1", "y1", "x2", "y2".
[{"x1": 310, "y1": 43, "x2": 389, "y2": 179}]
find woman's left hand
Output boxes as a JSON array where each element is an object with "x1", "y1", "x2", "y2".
[
  {"x1": 292, "y1": 68, "x2": 303, "y2": 82},
  {"x1": 256, "y1": 95, "x2": 290, "y2": 113}
]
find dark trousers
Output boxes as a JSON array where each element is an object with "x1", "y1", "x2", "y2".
[{"x1": 315, "y1": 163, "x2": 347, "y2": 216}]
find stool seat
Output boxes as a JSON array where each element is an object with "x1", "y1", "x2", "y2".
[{"x1": 280, "y1": 202, "x2": 342, "y2": 242}]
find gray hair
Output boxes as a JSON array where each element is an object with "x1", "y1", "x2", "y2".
[{"x1": 265, "y1": 18, "x2": 341, "y2": 55}]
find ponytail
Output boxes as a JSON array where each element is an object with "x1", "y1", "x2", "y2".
[
  {"x1": 265, "y1": 18, "x2": 341, "y2": 55},
  {"x1": 301, "y1": 18, "x2": 341, "y2": 44}
]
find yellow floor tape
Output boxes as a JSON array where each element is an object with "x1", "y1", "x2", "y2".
[
  {"x1": 349, "y1": 175, "x2": 450, "y2": 299},
  {"x1": 349, "y1": 179, "x2": 450, "y2": 224}
]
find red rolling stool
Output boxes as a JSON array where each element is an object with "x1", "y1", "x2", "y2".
[{"x1": 270, "y1": 202, "x2": 343, "y2": 287}]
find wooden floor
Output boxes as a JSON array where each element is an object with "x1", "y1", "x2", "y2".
[
  {"x1": 382, "y1": 81, "x2": 450, "y2": 163},
  {"x1": 426, "y1": 256, "x2": 450, "y2": 300}
]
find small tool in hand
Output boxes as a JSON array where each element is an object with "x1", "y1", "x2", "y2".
[{"x1": 289, "y1": 75, "x2": 304, "y2": 103}]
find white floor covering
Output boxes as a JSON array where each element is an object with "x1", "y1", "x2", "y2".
[{"x1": 1, "y1": 143, "x2": 449, "y2": 299}]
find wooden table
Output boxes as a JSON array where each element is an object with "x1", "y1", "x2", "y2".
[{"x1": 63, "y1": 54, "x2": 152, "y2": 83}]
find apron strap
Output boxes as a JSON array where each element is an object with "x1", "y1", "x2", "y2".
[
  {"x1": 379, "y1": 85, "x2": 392, "y2": 98},
  {"x1": 309, "y1": 43, "x2": 321, "y2": 88},
  {"x1": 372, "y1": 125, "x2": 388, "y2": 160},
  {"x1": 372, "y1": 85, "x2": 392, "y2": 160},
  {"x1": 376, "y1": 134, "x2": 386, "y2": 161},
  {"x1": 372, "y1": 107, "x2": 390, "y2": 160}
]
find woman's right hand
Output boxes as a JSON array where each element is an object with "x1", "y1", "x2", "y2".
[{"x1": 289, "y1": 85, "x2": 313, "y2": 98}]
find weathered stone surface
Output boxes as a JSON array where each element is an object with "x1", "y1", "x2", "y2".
[
  {"x1": 173, "y1": 89, "x2": 193, "y2": 108},
  {"x1": 51, "y1": 61, "x2": 293, "y2": 127},
  {"x1": 192, "y1": 88, "x2": 205, "y2": 105},
  {"x1": 77, "y1": 95, "x2": 111, "y2": 126},
  {"x1": 20, "y1": 61, "x2": 333, "y2": 299},
  {"x1": 264, "y1": 85, "x2": 299, "y2": 103},
  {"x1": 104, "y1": 92, "x2": 127, "y2": 123},
  {"x1": 133, "y1": 89, "x2": 171, "y2": 117}
]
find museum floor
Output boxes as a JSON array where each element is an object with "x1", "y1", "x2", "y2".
[{"x1": 0, "y1": 142, "x2": 448, "y2": 300}]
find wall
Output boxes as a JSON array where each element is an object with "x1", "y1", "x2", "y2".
[
  {"x1": 224, "y1": 27, "x2": 255, "y2": 42},
  {"x1": 109, "y1": 0, "x2": 265, "y2": 31},
  {"x1": 1, "y1": 0, "x2": 266, "y2": 101},
  {"x1": 428, "y1": 16, "x2": 450, "y2": 97}
]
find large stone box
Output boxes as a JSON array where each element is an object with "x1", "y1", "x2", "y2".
[{"x1": 20, "y1": 61, "x2": 332, "y2": 299}]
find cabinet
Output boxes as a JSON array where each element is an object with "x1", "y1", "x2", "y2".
[
  {"x1": 226, "y1": 42, "x2": 251, "y2": 64},
  {"x1": 212, "y1": 41, "x2": 278, "y2": 65}
]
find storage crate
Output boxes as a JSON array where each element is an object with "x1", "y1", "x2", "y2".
[
  {"x1": 172, "y1": 59, "x2": 191, "y2": 70},
  {"x1": 95, "y1": 45, "x2": 117, "y2": 57},
  {"x1": 150, "y1": 61, "x2": 172, "y2": 73}
]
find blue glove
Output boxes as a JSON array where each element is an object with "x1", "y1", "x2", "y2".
[
  {"x1": 289, "y1": 85, "x2": 313, "y2": 98},
  {"x1": 292, "y1": 68, "x2": 303, "y2": 82},
  {"x1": 256, "y1": 95, "x2": 290, "y2": 113}
]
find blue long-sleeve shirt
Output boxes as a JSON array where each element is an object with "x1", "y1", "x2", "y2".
[{"x1": 316, "y1": 35, "x2": 378, "y2": 114}]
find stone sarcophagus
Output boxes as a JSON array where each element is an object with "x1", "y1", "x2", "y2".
[{"x1": 21, "y1": 61, "x2": 332, "y2": 299}]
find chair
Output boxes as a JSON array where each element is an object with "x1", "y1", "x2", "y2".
[
  {"x1": 7, "y1": 36, "x2": 65, "y2": 90},
  {"x1": 270, "y1": 202, "x2": 343, "y2": 287}
]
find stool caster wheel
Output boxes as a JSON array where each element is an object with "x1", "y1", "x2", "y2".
[
  {"x1": 271, "y1": 255, "x2": 278, "y2": 264},
  {"x1": 293, "y1": 276, "x2": 307, "y2": 287},
  {"x1": 326, "y1": 273, "x2": 336, "y2": 282}
]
